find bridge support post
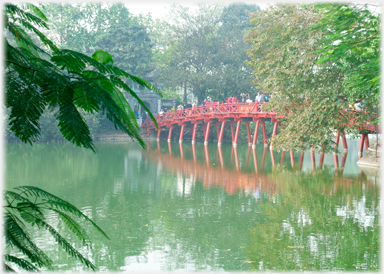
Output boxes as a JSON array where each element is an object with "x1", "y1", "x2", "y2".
[
  {"x1": 319, "y1": 152, "x2": 324, "y2": 170},
  {"x1": 179, "y1": 124, "x2": 185, "y2": 143},
  {"x1": 179, "y1": 142, "x2": 184, "y2": 159},
  {"x1": 218, "y1": 145, "x2": 224, "y2": 169},
  {"x1": 298, "y1": 152, "x2": 304, "y2": 171},
  {"x1": 341, "y1": 152, "x2": 347, "y2": 169},
  {"x1": 261, "y1": 120, "x2": 268, "y2": 147},
  {"x1": 245, "y1": 121, "x2": 252, "y2": 146},
  {"x1": 270, "y1": 121, "x2": 279, "y2": 149},
  {"x1": 204, "y1": 121, "x2": 212, "y2": 145},
  {"x1": 230, "y1": 121, "x2": 235, "y2": 143},
  {"x1": 252, "y1": 147, "x2": 259, "y2": 173},
  {"x1": 364, "y1": 133, "x2": 369, "y2": 149},
  {"x1": 192, "y1": 143, "x2": 197, "y2": 162},
  {"x1": 252, "y1": 120, "x2": 260, "y2": 148},
  {"x1": 334, "y1": 130, "x2": 340, "y2": 150},
  {"x1": 167, "y1": 126, "x2": 174, "y2": 142},
  {"x1": 310, "y1": 152, "x2": 316, "y2": 170},
  {"x1": 157, "y1": 128, "x2": 162, "y2": 141},
  {"x1": 334, "y1": 153, "x2": 339, "y2": 169},
  {"x1": 341, "y1": 131, "x2": 348, "y2": 152},
  {"x1": 280, "y1": 150, "x2": 285, "y2": 166},
  {"x1": 191, "y1": 122, "x2": 198, "y2": 144},
  {"x1": 358, "y1": 133, "x2": 368, "y2": 158},
  {"x1": 261, "y1": 147, "x2": 267, "y2": 171},
  {"x1": 233, "y1": 146, "x2": 239, "y2": 171},
  {"x1": 204, "y1": 145, "x2": 210, "y2": 166},
  {"x1": 270, "y1": 149, "x2": 276, "y2": 167},
  {"x1": 245, "y1": 146, "x2": 251, "y2": 169},
  {"x1": 233, "y1": 119, "x2": 242, "y2": 147},
  {"x1": 218, "y1": 120, "x2": 226, "y2": 146},
  {"x1": 290, "y1": 151, "x2": 295, "y2": 168}
]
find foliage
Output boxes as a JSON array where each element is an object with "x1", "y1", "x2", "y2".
[
  {"x1": 154, "y1": 3, "x2": 261, "y2": 103},
  {"x1": 246, "y1": 4, "x2": 378, "y2": 153},
  {"x1": 215, "y1": 3, "x2": 261, "y2": 100},
  {"x1": 311, "y1": 3, "x2": 380, "y2": 108},
  {"x1": 154, "y1": 3, "x2": 223, "y2": 104},
  {"x1": 4, "y1": 186, "x2": 110, "y2": 271},
  {"x1": 40, "y1": 3, "x2": 157, "y2": 87},
  {"x1": 4, "y1": 3, "x2": 160, "y2": 152},
  {"x1": 160, "y1": 88, "x2": 183, "y2": 105}
]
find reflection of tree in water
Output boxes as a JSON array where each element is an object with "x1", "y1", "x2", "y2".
[
  {"x1": 6, "y1": 143, "x2": 157, "y2": 271},
  {"x1": 245, "y1": 170, "x2": 379, "y2": 271},
  {"x1": 147, "y1": 142, "x2": 379, "y2": 271},
  {"x1": 6, "y1": 142, "x2": 379, "y2": 271}
]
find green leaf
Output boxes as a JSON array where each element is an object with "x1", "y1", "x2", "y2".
[{"x1": 91, "y1": 50, "x2": 114, "y2": 65}]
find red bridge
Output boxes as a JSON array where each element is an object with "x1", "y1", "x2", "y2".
[{"x1": 141, "y1": 102, "x2": 378, "y2": 157}]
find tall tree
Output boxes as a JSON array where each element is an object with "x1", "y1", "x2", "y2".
[
  {"x1": 215, "y1": 3, "x2": 261, "y2": 100},
  {"x1": 5, "y1": 3, "x2": 159, "y2": 151},
  {"x1": 155, "y1": 3, "x2": 223, "y2": 103},
  {"x1": 41, "y1": 3, "x2": 156, "y2": 89},
  {"x1": 311, "y1": 3, "x2": 380, "y2": 116},
  {"x1": 246, "y1": 4, "x2": 368, "y2": 153},
  {"x1": 4, "y1": 3, "x2": 160, "y2": 271}
]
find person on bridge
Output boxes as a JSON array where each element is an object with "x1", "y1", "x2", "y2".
[
  {"x1": 260, "y1": 93, "x2": 266, "y2": 103},
  {"x1": 255, "y1": 92, "x2": 262, "y2": 102},
  {"x1": 232, "y1": 96, "x2": 237, "y2": 104},
  {"x1": 241, "y1": 93, "x2": 246, "y2": 102},
  {"x1": 186, "y1": 101, "x2": 192, "y2": 109}
]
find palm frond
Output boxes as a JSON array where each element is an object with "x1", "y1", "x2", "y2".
[
  {"x1": 5, "y1": 213, "x2": 53, "y2": 269},
  {"x1": 4, "y1": 254, "x2": 39, "y2": 272},
  {"x1": 5, "y1": 4, "x2": 49, "y2": 30},
  {"x1": 6, "y1": 78, "x2": 46, "y2": 144},
  {"x1": 4, "y1": 263, "x2": 16, "y2": 272},
  {"x1": 14, "y1": 186, "x2": 110, "y2": 240},
  {"x1": 22, "y1": 3, "x2": 48, "y2": 21},
  {"x1": 32, "y1": 217, "x2": 97, "y2": 271},
  {"x1": 110, "y1": 75, "x2": 158, "y2": 129},
  {"x1": 50, "y1": 209, "x2": 91, "y2": 245}
]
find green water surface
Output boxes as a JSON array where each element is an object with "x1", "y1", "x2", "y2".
[{"x1": 5, "y1": 140, "x2": 380, "y2": 272}]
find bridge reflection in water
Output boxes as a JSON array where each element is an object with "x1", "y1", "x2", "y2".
[{"x1": 144, "y1": 141, "x2": 358, "y2": 197}]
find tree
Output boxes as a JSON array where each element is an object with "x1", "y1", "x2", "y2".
[
  {"x1": 5, "y1": 3, "x2": 160, "y2": 152},
  {"x1": 311, "y1": 3, "x2": 380, "y2": 109},
  {"x1": 4, "y1": 3, "x2": 160, "y2": 271},
  {"x1": 41, "y1": 3, "x2": 157, "y2": 90},
  {"x1": 215, "y1": 3, "x2": 261, "y2": 100},
  {"x1": 155, "y1": 3, "x2": 223, "y2": 103},
  {"x1": 4, "y1": 186, "x2": 109, "y2": 271},
  {"x1": 246, "y1": 4, "x2": 378, "y2": 153}
]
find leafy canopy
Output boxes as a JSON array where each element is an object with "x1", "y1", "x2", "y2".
[
  {"x1": 4, "y1": 3, "x2": 161, "y2": 152},
  {"x1": 246, "y1": 4, "x2": 379, "y2": 153},
  {"x1": 311, "y1": 3, "x2": 380, "y2": 112}
]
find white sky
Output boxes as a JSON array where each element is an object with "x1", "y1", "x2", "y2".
[
  {"x1": 124, "y1": 0, "x2": 381, "y2": 19},
  {"x1": 125, "y1": 1, "x2": 277, "y2": 19}
]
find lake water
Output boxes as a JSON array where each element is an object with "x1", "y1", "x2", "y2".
[{"x1": 5, "y1": 139, "x2": 380, "y2": 272}]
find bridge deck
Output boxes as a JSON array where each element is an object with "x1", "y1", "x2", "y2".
[{"x1": 141, "y1": 102, "x2": 378, "y2": 156}]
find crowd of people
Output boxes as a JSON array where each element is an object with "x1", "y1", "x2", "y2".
[{"x1": 143, "y1": 92, "x2": 272, "y2": 124}]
